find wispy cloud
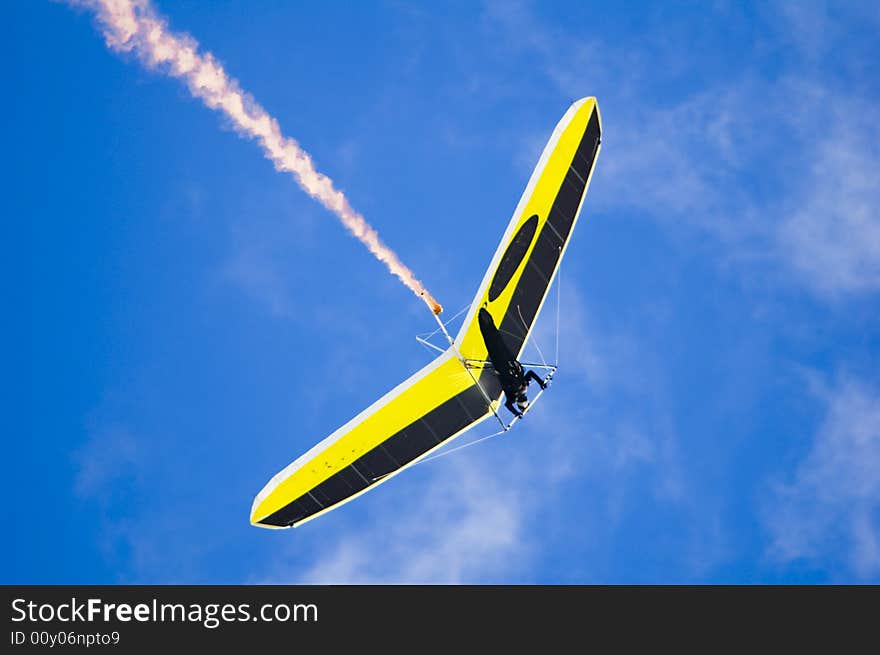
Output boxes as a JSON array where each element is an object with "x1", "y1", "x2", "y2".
[
  {"x1": 257, "y1": 283, "x2": 614, "y2": 584},
  {"x1": 485, "y1": 1, "x2": 880, "y2": 299},
  {"x1": 778, "y1": 103, "x2": 880, "y2": 297},
  {"x1": 254, "y1": 279, "x2": 728, "y2": 583},
  {"x1": 73, "y1": 420, "x2": 220, "y2": 583},
  {"x1": 600, "y1": 77, "x2": 880, "y2": 299},
  {"x1": 273, "y1": 459, "x2": 527, "y2": 584},
  {"x1": 73, "y1": 423, "x2": 148, "y2": 577},
  {"x1": 763, "y1": 376, "x2": 880, "y2": 579}
]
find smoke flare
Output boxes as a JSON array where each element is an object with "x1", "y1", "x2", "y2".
[{"x1": 71, "y1": 0, "x2": 442, "y2": 315}]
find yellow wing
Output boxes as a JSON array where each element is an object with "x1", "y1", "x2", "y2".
[
  {"x1": 455, "y1": 97, "x2": 602, "y2": 363},
  {"x1": 250, "y1": 98, "x2": 601, "y2": 528}
]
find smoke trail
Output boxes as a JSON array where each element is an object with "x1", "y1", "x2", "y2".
[{"x1": 71, "y1": 0, "x2": 442, "y2": 315}]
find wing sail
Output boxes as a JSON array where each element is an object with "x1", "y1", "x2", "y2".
[
  {"x1": 456, "y1": 97, "x2": 602, "y2": 365},
  {"x1": 250, "y1": 351, "x2": 491, "y2": 527},
  {"x1": 250, "y1": 97, "x2": 601, "y2": 528}
]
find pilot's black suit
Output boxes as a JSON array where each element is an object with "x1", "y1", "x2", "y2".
[{"x1": 478, "y1": 307, "x2": 546, "y2": 418}]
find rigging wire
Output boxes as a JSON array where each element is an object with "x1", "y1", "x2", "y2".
[
  {"x1": 418, "y1": 303, "x2": 469, "y2": 341},
  {"x1": 517, "y1": 304, "x2": 548, "y2": 368},
  {"x1": 413, "y1": 428, "x2": 509, "y2": 466},
  {"x1": 555, "y1": 269, "x2": 561, "y2": 366},
  {"x1": 411, "y1": 266, "x2": 564, "y2": 468}
]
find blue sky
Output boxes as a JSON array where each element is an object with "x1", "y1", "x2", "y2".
[{"x1": 6, "y1": 1, "x2": 880, "y2": 583}]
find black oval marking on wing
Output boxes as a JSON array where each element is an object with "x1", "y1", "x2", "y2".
[{"x1": 488, "y1": 214, "x2": 539, "y2": 302}]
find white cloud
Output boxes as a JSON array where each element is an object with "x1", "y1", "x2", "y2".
[
  {"x1": 764, "y1": 377, "x2": 880, "y2": 579},
  {"x1": 779, "y1": 108, "x2": 880, "y2": 296},
  {"x1": 285, "y1": 458, "x2": 527, "y2": 584},
  {"x1": 73, "y1": 421, "x2": 219, "y2": 583},
  {"x1": 73, "y1": 423, "x2": 150, "y2": 577},
  {"x1": 773, "y1": 0, "x2": 834, "y2": 60},
  {"x1": 254, "y1": 279, "x2": 726, "y2": 583},
  {"x1": 485, "y1": 2, "x2": 880, "y2": 299},
  {"x1": 774, "y1": 1, "x2": 880, "y2": 63},
  {"x1": 257, "y1": 283, "x2": 614, "y2": 584},
  {"x1": 604, "y1": 80, "x2": 880, "y2": 298}
]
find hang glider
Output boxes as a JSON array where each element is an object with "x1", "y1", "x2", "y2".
[{"x1": 251, "y1": 97, "x2": 602, "y2": 528}]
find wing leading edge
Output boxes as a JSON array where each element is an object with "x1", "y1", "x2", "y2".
[
  {"x1": 455, "y1": 97, "x2": 601, "y2": 366},
  {"x1": 250, "y1": 351, "x2": 491, "y2": 528},
  {"x1": 250, "y1": 98, "x2": 601, "y2": 528}
]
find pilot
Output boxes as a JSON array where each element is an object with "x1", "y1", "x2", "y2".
[
  {"x1": 478, "y1": 307, "x2": 549, "y2": 419},
  {"x1": 502, "y1": 366, "x2": 546, "y2": 418}
]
